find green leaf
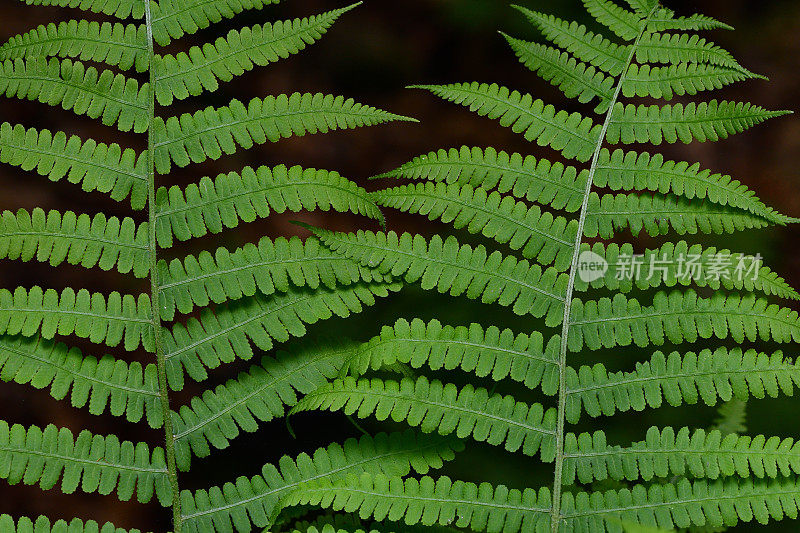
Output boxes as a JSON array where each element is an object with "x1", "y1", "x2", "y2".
[
  {"x1": 0, "y1": 208, "x2": 149, "y2": 278},
  {"x1": 293, "y1": 375, "x2": 557, "y2": 459},
  {"x1": 0, "y1": 420, "x2": 170, "y2": 505},
  {"x1": 0, "y1": 57, "x2": 150, "y2": 133},
  {"x1": 180, "y1": 431, "x2": 461, "y2": 533},
  {"x1": 583, "y1": 0, "x2": 643, "y2": 41},
  {"x1": 568, "y1": 291, "x2": 800, "y2": 351},
  {"x1": 163, "y1": 282, "x2": 399, "y2": 390},
  {"x1": 0, "y1": 123, "x2": 148, "y2": 210},
  {"x1": 17, "y1": 0, "x2": 144, "y2": 19},
  {"x1": 372, "y1": 181, "x2": 577, "y2": 271},
  {"x1": 622, "y1": 63, "x2": 754, "y2": 100},
  {"x1": 310, "y1": 228, "x2": 568, "y2": 326},
  {"x1": 153, "y1": 5, "x2": 359, "y2": 105},
  {"x1": 0, "y1": 20, "x2": 149, "y2": 72},
  {"x1": 154, "y1": 164, "x2": 383, "y2": 248},
  {"x1": 152, "y1": 94, "x2": 414, "y2": 174},
  {"x1": 0, "y1": 514, "x2": 144, "y2": 533},
  {"x1": 413, "y1": 83, "x2": 600, "y2": 162},
  {"x1": 0, "y1": 286, "x2": 153, "y2": 352}
]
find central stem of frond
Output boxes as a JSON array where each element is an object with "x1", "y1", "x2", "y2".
[
  {"x1": 549, "y1": 7, "x2": 659, "y2": 532},
  {"x1": 143, "y1": 1, "x2": 182, "y2": 531}
]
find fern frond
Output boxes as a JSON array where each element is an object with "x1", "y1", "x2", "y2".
[
  {"x1": 150, "y1": 0, "x2": 280, "y2": 46},
  {"x1": 576, "y1": 241, "x2": 799, "y2": 300},
  {"x1": 622, "y1": 63, "x2": 754, "y2": 100},
  {"x1": 285, "y1": 472, "x2": 552, "y2": 532},
  {"x1": 647, "y1": 9, "x2": 734, "y2": 32},
  {"x1": 583, "y1": 0, "x2": 643, "y2": 41},
  {"x1": 154, "y1": 164, "x2": 383, "y2": 248},
  {"x1": 179, "y1": 430, "x2": 461, "y2": 533},
  {"x1": 309, "y1": 228, "x2": 568, "y2": 326},
  {"x1": 158, "y1": 236, "x2": 387, "y2": 320},
  {"x1": 372, "y1": 181, "x2": 577, "y2": 271},
  {"x1": 585, "y1": 193, "x2": 772, "y2": 239},
  {"x1": 502, "y1": 34, "x2": 614, "y2": 112},
  {"x1": 513, "y1": 6, "x2": 629, "y2": 76},
  {"x1": 564, "y1": 348, "x2": 800, "y2": 423},
  {"x1": 0, "y1": 58, "x2": 149, "y2": 133},
  {"x1": 636, "y1": 32, "x2": 750, "y2": 73},
  {"x1": 153, "y1": 94, "x2": 413, "y2": 174},
  {"x1": 0, "y1": 335, "x2": 163, "y2": 428},
  {"x1": 172, "y1": 341, "x2": 351, "y2": 469},
  {"x1": 0, "y1": 286, "x2": 153, "y2": 351},
  {"x1": 712, "y1": 399, "x2": 748, "y2": 436},
  {"x1": 17, "y1": 0, "x2": 144, "y2": 19},
  {"x1": 344, "y1": 318, "x2": 561, "y2": 395},
  {"x1": 606, "y1": 101, "x2": 789, "y2": 145},
  {"x1": 594, "y1": 149, "x2": 792, "y2": 224},
  {"x1": 0, "y1": 21, "x2": 149, "y2": 72},
  {"x1": 412, "y1": 83, "x2": 599, "y2": 162},
  {"x1": 0, "y1": 515, "x2": 143, "y2": 533},
  {"x1": 563, "y1": 425, "x2": 800, "y2": 485},
  {"x1": 0, "y1": 420, "x2": 170, "y2": 504},
  {"x1": 292, "y1": 375, "x2": 558, "y2": 459},
  {"x1": 153, "y1": 5, "x2": 359, "y2": 105},
  {"x1": 623, "y1": 0, "x2": 657, "y2": 15},
  {"x1": 0, "y1": 123, "x2": 148, "y2": 209},
  {"x1": 0, "y1": 208, "x2": 149, "y2": 278},
  {"x1": 375, "y1": 146, "x2": 586, "y2": 212},
  {"x1": 163, "y1": 282, "x2": 398, "y2": 389},
  {"x1": 568, "y1": 291, "x2": 800, "y2": 351},
  {"x1": 562, "y1": 478, "x2": 800, "y2": 531}
]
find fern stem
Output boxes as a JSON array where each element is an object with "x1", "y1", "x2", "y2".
[
  {"x1": 143, "y1": 2, "x2": 182, "y2": 531},
  {"x1": 548, "y1": 6, "x2": 658, "y2": 532}
]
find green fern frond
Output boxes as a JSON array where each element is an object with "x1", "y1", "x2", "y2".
[
  {"x1": 622, "y1": 64, "x2": 755, "y2": 100},
  {"x1": 149, "y1": 0, "x2": 281, "y2": 46},
  {"x1": 568, "y1": 291, "x2": 800, "y2": 351},
  {"x1": 502, "y1": 34, "x2": 615, "y2": 112},
  {"x1": 179, "y1": 430, "x2": 461, "y2": 533},
  {"x1": 293, "y1": 375, "x2": 558, "y2": 459},
  {"x1": 0, "y1": 286, "x2": 153, "y2": 351},
  {"x1": 343, "y1": 318, "x2": 561, "y2": 394},
  {"x1": 309, "y1": 228, "x2": 568, "y2": 326},
  {"x1": 647, "y1": 9, "x2": 734, "y2": 32},
  {"x1": 163, "y1": 282, "x2": 398, "y2": 389},
  {"x1": 375, "y1": 146, "x2": 586, "y2": 213},
  {"x1": 636, "y1": 32, "x2": 750, "y2": 73},
  {"x1": 158, "y1": 236, "x2": 387, "y2": 320},
  {"x1": 606, "y1": 101, "x2": 789, "y2": 145},
  {"x1": 372, "y1": 181, "x2": 577, "y2": 271},
  {"x1": 0, "y1": 208, "x2": 149, "y2": 277},
  {"x1": 153, "y1": 5, "x2": 359, "y2": 105},
  {"x1": 712, "y1": 399, "x2": 748, "y2": 436},
  {"x1": 0, "y1": 335, "x2": 163, "y2": 428},
  {"x1": 583, "y1": 0, "x2": 643, "y2": 41},
  {"x1": 17, "y1": 0, "x2": 144, "y2": 19},
  {"x1": 513, "y1": 6, "x2": 629, "y2": 76},
  {"x1": 153, "y1": 94, "x2": 414, "y2": 174},
  {"x1": 0, "y1": 420, "x2": 170, "y2": 504},
  {"x1": 171, "y1": 341, "x2": 352, "y2": 469},
  {"x1": 284, "y1": 472, "x2": 552, "y2": 532},
  {"x1": 585, "y1": 193, "x2": 772, "y2": 239},
  {"x1": 0, "y1": 123, "x2": 148, "y2": 209},
  {"x1": 0, "y1": 515, "x2": 143, "y2": 533},
  {"x1": 412, "y1": 83, "x2": 599, "y2": 162},
  {"x1": 564, "y1": 348, "x2": 799, "y2": 423},
  {"x1": 563, "y1": 425, "x2": 800, "y2": 485},
  {"x1": 623, "y1": 0, "x2": 657, "y2": 15},
  {"x1": 593, "y1": 149, "x2": 791, "y2": 224},
  {"x1": 0, "y1": 20, "x2": 149, "y2": 72},
  {"x1": 575, "y1": 241, "x2": 799, "y2": 300},
  {"x1": 154, "y1": 164, "x2": 383, "y2": 248},
  {"x1": 0, "y1": 58, "x2": 150, "y2": 133}
]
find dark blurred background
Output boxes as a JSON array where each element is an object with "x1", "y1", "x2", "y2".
[{"x1": 0, "y1": 0, "x2": 798, "y2": 531}]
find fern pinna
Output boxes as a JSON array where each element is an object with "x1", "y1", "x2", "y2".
[
  {"x1": 286, "y1": 1, "x2": 800, "y2": 532},
  {"x1": 0, "y1": 1, "x2": 465, "y2": 532}
]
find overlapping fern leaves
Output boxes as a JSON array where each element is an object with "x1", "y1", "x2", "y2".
[
  {"x1": 0, "y1": 1, "x2": 445, "y2": 532},
  {"x1": 286, "y1": 1, "x2": 800, "y2": 532}
]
